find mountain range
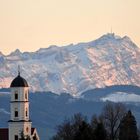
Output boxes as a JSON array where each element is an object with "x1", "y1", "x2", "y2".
[{"x1": 0, "y1": 33, "x2": 140, "y2": 96}]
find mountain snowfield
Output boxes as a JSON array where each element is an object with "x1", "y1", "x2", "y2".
[
  {"x1": 101, "y1": 92, "x2": 140, "y2": 102},
  {"x1": 0, "y1": 33, "x2": 140, "y2": 95}
]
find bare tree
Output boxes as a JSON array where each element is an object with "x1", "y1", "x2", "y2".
[
  {"x1": 51, "y1": 113, "x2": 90, "y2": 140},
  {"x1": 101, "y1": 102, "x2": 126, "y2": 140}
]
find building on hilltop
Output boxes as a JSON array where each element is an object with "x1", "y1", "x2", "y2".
[{"x1": 0, "y1": 72, "x2": 40, "y2": 140}]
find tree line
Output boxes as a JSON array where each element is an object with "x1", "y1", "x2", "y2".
[{"x1": 51, "y1": 102, "x2": 139, "y2": 140}]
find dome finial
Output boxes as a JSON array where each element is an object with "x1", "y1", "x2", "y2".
[{"x1": 18, "y1": 65, "x2": 20, "y2": 76}]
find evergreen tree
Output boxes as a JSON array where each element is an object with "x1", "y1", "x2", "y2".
[
  {"x1": 119, "y1": 110, "x2": 138, "y2": 140},
  {"x1": 73, "y1": 120, "x2": 94, "y2": 140},
  {"x1": 91, "y1": 115, "x2": 107, "y2": 140},
  {"x1": 19, "y1": 131, "x2": 31, "y2": 140},
  {"x1": 94, "y1": 122, "x2": 107, "y2": 140},
  {"x1": 33, "y1": 134, "x2": 38, "y2": 140}
]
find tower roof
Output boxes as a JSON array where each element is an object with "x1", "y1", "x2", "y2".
[{"x1": 10, "y1": 74, "x2": 28, "y2": 87}]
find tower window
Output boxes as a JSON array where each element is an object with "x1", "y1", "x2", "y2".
[
  {"x1": 15, "y1": 111, "x2": 18, "y2": 117},
  {"x1": 15, "y1": 135, "x2": 18, "y2": 140},
  {"x1": 15, "y1": 93, "x2": 18, "y2": 100},
  {"x1": 25, "y1": 93, "x2": 27, "y2": 99},
  {"x1": 26, "y1": 109, "x2": 28, "y2": 117}
]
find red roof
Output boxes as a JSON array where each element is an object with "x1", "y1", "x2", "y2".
[
  {"x1": 31, "y1": 128, "x2": 35, "y2": 135},
  {"x1": 0, "y1": 128, "x2": 8, "y2": 140},
  {"x1": 0, "y1": 128, "x2": 35, "y2": 140}
]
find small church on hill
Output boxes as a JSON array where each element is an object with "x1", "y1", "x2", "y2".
[{"x1": 0, "y1": 72, "x2": 40, "y2": 140}]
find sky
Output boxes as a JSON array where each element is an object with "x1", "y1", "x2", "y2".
[{"x1": 0, "y1": 0, "x2": 140, "y2": 55}]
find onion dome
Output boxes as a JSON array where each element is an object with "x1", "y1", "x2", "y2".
[{"x1": 10, "y1": 72, "x2": 28, "y2": 87}]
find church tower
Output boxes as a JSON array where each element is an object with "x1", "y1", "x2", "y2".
[{"x1": 8, "y1": 72, "x2": 32, "y2": 140}]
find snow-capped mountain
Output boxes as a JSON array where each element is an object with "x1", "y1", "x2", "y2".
[{"x1": 0, "y1": 33, "x2": 140, "y2": 95}]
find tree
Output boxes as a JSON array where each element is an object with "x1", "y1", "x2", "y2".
[
  {"x1": 51, "y1": 103, "x2": 128, "y2": 140},
  {"x1": 33, "y1": 134, "x2": 38, "y2": 140},
  {"x1": 119, "y1": 110, "x2": 138, "y2": 140},
  {"x1": 74, "y1": 120, "x2": 94, "y2": 140},
  {"x1": 54, "y1": 120, "x2": 74, "y2": 140},
  {"x1": 19, "y1": 131, "x2": 31, "y2": 140},
  {"x1": 101, "y1": 102, "x2": 126, "y2": 140},
  {"x1": 91, "y1": 115, "x2": 107, "y2": 140},
  {"x1": 51, "y1": 113, "x2": 92, "y2": 140},
  {"x1": 71, "y1": 113, "x2": 87, "y2": 131},
  {"x1": 94, "y1": 122, "x2": 107, "y2": 140},
  {"x1": 137, "y1": 126, "x2": 140, "y2": 140}
]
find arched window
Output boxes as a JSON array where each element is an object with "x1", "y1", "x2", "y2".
[
  {"x1": 25, "y1": 91, "x2": 28, "y2": 99},
  {"x1": 15, "y1": 111, "x2": 18, "y2": 117},
  {"x1": 15, "y1": 91, "x2": 18, "y2": 100},
  {"x1": 15, "y1": 135, "x2": 18, "y2": 140},
  {"x1": 15, "y1": 108, "x2": 18, "y2": 117},
  {"x1": 26, "y1": 108, "x2": 28, "y2": 117}
]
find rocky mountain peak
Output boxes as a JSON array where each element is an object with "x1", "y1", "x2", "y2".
[{"x1": 0, "y1": 34, "x2": 140, "y2": 95}]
